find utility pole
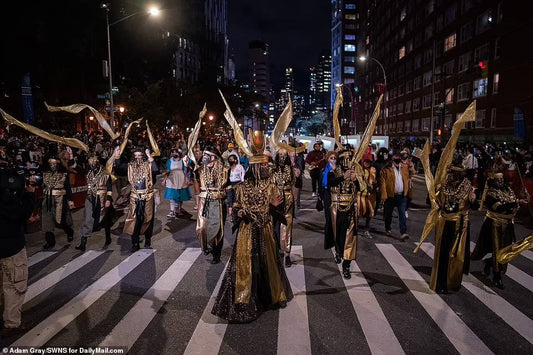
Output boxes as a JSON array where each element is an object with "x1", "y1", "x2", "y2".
[{"x1": 430, "y1": 39, "x2": 436, "y2": 144}]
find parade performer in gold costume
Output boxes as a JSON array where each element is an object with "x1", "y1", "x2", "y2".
[
  {"x1": 195, "y1": 146, "x2": 229, "y2": 264},
  {"x1": 472, "y1": 173, "x2": 533, "y2": 289}
]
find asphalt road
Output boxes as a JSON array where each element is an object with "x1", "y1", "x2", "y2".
[{"x1": 2, "y1": 175, "x2": 533, "y2": 354}]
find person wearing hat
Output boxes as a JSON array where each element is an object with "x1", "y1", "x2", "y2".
[
  {"x1": 327, "y1": 149, "x2": 362, "y2": 279},
  {"x1": 379, "y1": 151, "x2": 410, "y2": 241},
  {"x1": 305, "y1": 142, "x2": 326, "y2": 197},
  {"x1": 471, "y1": 173, "x2": 529, "y2": 289},
  {"x1": 0, "y1": 167, "x2": 35, "y2": 336},
  {"x1": 400, "y1": 148, "x2": 416, "y2": 218},
  {"x1": 272, "y1": 148, "x2": 296, "y2": 267},
  {"x1": 42, "y1": 155, "x2": 76, "y2": 249},
  {"x1": 195, "y1": 145, "x2": 229, "y2": 264},
  {"x1": 76, "y1": 154, "x2": 114, "y2": 251},
  {"x1": 358, "y1": 153, "x2": 377, "y2": 239},
  {"x1": 162, "y1": 148, "x2": 191, "y2": 218},
  {"x1": 122, "y1": 147, "x2": 158, "y2": 252},
  {"x1": 212, "y1": 131, "x2": 293, "y2": 322},
  {"x1": 222, "y1": 142, "x2": 239, "y2": 163}
]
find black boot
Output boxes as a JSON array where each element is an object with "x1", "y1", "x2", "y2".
[
  {"x1": 130, "y1": 235, "x2": 140, "y2": 253},
  {"x1": 144, "y1": 237, "x2": 152, "y2": 249},
  {"x1": 75, "y1": 237, "x2": 88, "y2": 252},
  {"x1": 334, "y1": 253, "x2": 342, "y2": 264},
  {"x1": 493, "y1": 272, "x2": 505, "y2": 289},
  {"x1": 285, "y1": 255, "x2": 292, "y2": 268},
  {"x1": 104, "y1": 228, "x2": 112, "y2": 246},
  {"x1": 66, "y1": 227, "x2": 74, "y2": 243},
  {"x1": 342, "y1": 260, "x2": 351, "y2": 279},
  {"x1": 43, "y1": 232, "x2": 56, "y2": 249}
]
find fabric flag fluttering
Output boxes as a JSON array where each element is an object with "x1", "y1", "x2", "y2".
[
  {"x1": 145, "y1": 121, "x2": 160, "y2": 157},
  {"x1": 219, "y1": 89, "x2": 253, "y2": 157},
  {"x1": 45, "y1": 102, "x2": 119, "y2": 140},
  {"x1": 0, "y1": 107, "x2": 89, "y2": 152},
  {"x1": 270, "y1": 98, "x2": 293, "y2": 152},
  {"x1": 105, "y1": 118, "x2": 143, "y2": 180},
  {"x1": 332, "y1": 86, "x2": 344, "y2": 149},
  {"x1": 187, "y1": 103, "x2": 207, "y2": 165}
]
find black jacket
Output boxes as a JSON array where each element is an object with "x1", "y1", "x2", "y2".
[{"x1": 0, "y1": 170, "x2": 35, "y2": 258}]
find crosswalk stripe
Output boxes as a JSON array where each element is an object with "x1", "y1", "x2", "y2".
[
  {"x1": 469, "y1": 242, "x2": 533, "y2": 293},
  {"x1": 25, "y1": 250, "x2": 105, "y2": 305},
  {"x1": 28, "y1": 250, "x2": 57, "y2": 267},
  {"x1": 12, "y1": 249, "x2": 154, "y2": 347},
  {"x1": 376, "y1": 244, "x2": 492, "y2": 354},
  {"x1": 99, "y1": 248, "x2": 202, "y2": 350},
  {"x1": 419, "y1": 243, "x2": 533, "y2": 346},
  {"x1": 333, "y1": 249, "x2": 405, "y2": 355},
  {"x1": 520, "y1": 250, "x2": 533, "y2": 262},
  {"x1": 184, "y1": 261, "x2": 229, "y2": 355},
  {"x1": 278, "y1": 246, "x2": 311, "y2": 355}
]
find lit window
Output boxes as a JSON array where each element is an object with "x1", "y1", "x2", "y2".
[
  {"x1": 344, "y1": 56, "x2": 355, "y2": 62},
  {"x1": 473, "y1": 78, "x2": 488, "y2": 97},
  {"x1": 399, "y1": 46, "x2": 406, "y2": 59},
  {"x1": 475, "y1": 109, "x2": 486, "y2": 128},
  {"x1": 493, "y1": 73, "x2": 499, "y2": 94},
  {"x1": 345, "y1": 34, "x2": 356, "y2": 41},
  {"x1": 490, "y1": 108, "x2": 497, "y2": 128},
  {"x1": 345, "y1": 4, "x2": 356, "y2": 10},
  {"x1": 444, "y1": 33, "x2": 456, "y2": 51},
  {"x1": 344, "y1": 78, "x2": 355, "y2": 84},
  {"x1": 422, "y1": 117, "x2": 430, "y2": 131},
  {"x1": 345, "y1": 14, "x2": 356, "y2": 20},
  {"x1": 344, "y1": 44, "x2": 356, "y2": 52},
  {"x1": 344, "y1": 66, "x2": 355, "y2": 74},
  {"x1": 446, "y1": 88, "x2": 455, "y2": 103}
]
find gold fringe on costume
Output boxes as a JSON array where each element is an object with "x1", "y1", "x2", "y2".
[
  {"x1": 187, "y1": 103, "x2": 207, "y2": 165},
  {"x1": 0, "y1": 107, "x2": 89, "y2": 152},
  {"x1": 415, "y1": 100, "x2": 477, "y2": 253},
  {"x1": 45, "y1": 102, "x2": 119, "y2": 140}
]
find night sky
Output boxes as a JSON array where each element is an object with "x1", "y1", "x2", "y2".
[{"x1": 228, "y1": 0, "x2": 331, "y2": 93}]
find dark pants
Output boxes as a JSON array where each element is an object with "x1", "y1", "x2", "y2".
[
  {"x1": 310, "y1": 168, "x2": 321, "y2": 193},
  {"x1": 384, "y1": 194, "x2": 407, "y2": 234}
]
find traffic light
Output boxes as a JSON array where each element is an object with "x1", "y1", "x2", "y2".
[{"x1": 478, "y1": 61, "x2": 488, "y2": 78}]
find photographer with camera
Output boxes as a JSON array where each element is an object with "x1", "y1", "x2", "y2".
[{"x1": 0, "y1": 166, "x2": 35, "y2": 336}]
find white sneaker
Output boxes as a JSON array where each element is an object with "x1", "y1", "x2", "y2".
[
  {"x1": 405, "y1": 211, "x2": 409, "y2": 218},
  {"x1": 312, "y1": 192, "x2": 317, "y2": 197},
  {"x1": 167, "y1": 211, "x2": 175, "y2": 218}
]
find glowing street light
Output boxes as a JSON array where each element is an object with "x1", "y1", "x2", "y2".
[
  {"x1": 148, "y1": 7, "x2": 160, "y2": 16},
  {"x1": 209, "y1": 115, "x2": 214, "y2": 121},
  {"x1": 118, "y1": 106, "x2": 125, "y2": 113},
  {"x1": 101, "y1": 3, "x2": 160, "y2": 127}
]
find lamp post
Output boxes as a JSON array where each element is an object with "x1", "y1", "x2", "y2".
[
  {"x1": 359, "y1": 56, "x2": 387, "y2": 135},
  {"x1": 100, "y1": 3, "x2": 160, "y2": 128}
]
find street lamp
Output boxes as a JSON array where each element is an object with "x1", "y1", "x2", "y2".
[
  {"x1": 101, "y1": 3, "x2": 160, "y2": 128},
  {"x1": 359, "y1": 56, "x2": 388, "y2": 135}
]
